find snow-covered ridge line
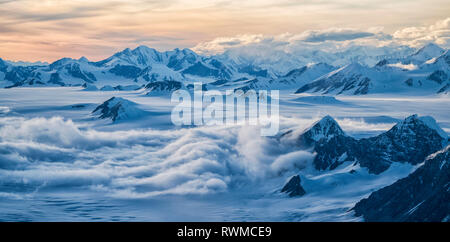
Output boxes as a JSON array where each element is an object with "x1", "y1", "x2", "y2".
[{"x1": 0, "y1": 43, "x2": 449, "y2": 95}]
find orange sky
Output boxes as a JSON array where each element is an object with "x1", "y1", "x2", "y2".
[{"x1": 0, "y1": 0, "x2": 449, "y2": 62}]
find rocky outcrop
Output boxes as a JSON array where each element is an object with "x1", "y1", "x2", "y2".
[
  {"x1": 355, "y1": 115, "x2": 447, "y2": 173},
  {"x1": 281, "y1": 175, "x2": 306, "y2": 197},
  {"x1": 144, "y1": 81, "x2": 182, "y2": 95}
]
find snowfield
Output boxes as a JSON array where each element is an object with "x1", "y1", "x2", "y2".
[{"x1": 0, "y1": 87, "x2": 448, "y2": 221}]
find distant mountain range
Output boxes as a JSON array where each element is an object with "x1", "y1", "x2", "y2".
[
  {"x1": 353, "y1": 145, "x2": 449, "y2": 222},
  {"x1": 0, "y1": 43, "x2": 449, "y2": 95}
]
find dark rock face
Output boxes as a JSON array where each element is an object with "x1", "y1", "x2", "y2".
[
  {"x1": 281, "y1": 175, "x2": 306, "y2": 197},
  {"x1": 92, "y1": 97, "x2": 143, "y2": 122},
  {"x1": 64, "y1": 63, "x2": 97, "y2": 83},
  {"x1": 92, "y1": 97, "x2": 123, "y2": 121},
  {"x1": 356, "y1": 115, "x2": 447, "y2": 173},
  {"x1": 438, "y1": 83, "x2": 450, "y2": 94},
  {"x1": 145, "y1": 81, "x2": 182, "y2": 92},
  {"x1": 353, "y1": 146, "x2": 450, "y2": 222},
  {"x1": 284, "y1": 114, "x2": 447, "y2": 174},
  {"x1": 109, "y1": 64, "x2": 142, "y2": 79},
  {"x1": 208, "y1": 59, "x2": 233, "y2": 79}
]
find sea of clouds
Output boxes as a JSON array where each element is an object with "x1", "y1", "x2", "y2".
[{"x1": 0, "y1": 116, "x2": 319, "y2": 198}]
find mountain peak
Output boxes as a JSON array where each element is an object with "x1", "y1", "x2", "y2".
[
  {"x1": 180, "y1": 48, "x2": 196, "y2": 55},
  {"x1": 303, "y1": 115, "x2": 345, "y2": 142},
  {"x1": 112, "y1": 48, "x2": 133, "y2": 58},
  {"x1": 399, "y1": 114, "x2": 447, "y2": 137},
  {"x1": 135, "y1": 45, "x2": 150, "y2": 50},
  {"x1": 328, "y1": 62, "x2": 370, "y2": 77},
  {"x1": 343, "y1": 62, "x2": 366, "y2": 71}
]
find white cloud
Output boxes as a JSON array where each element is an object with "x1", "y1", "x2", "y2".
[
  {"x1": 392, "y1": 18, "x2": 450, "y2": 47},
  {"x1": 270, "y1": 150, "x2": 315, "y2": 175},
  {"x1": 193, "y1": 18, "x2": 450, "y2": 56}
]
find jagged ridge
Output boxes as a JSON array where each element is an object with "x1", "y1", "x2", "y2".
[{"x1": 282, "y1": 114, "x2": 448, "y2": 174}]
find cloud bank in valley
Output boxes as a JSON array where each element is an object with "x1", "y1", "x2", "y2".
[{"x1": 0, "y1": 116, "x2": 312, "y2": 198}]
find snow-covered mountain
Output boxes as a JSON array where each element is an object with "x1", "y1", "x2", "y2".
[
  {"x1": 92, "y1": 97, "x2": 146, "y2": 122},
  {"x1": 281, "y1": 175, "x2": 306, "y2": 197},
  {"x1": 295, "y1": 46, "x2": 450, "y2": 95},
  {"x1": 353, "y1": 145, "x2": 449, "y2": 222},
  {"x1": 281, "y1": 114, "x2": 448, "y2": 174},
  {"x1": 295, "y1": 63, "x2": 382, "y2": 95},
  {"x1": 144, "y1": 80, "x2": 184, "y2": 96},
  {"x1": 215, "y1": 44, "x2": 415, "y2": 75}
]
